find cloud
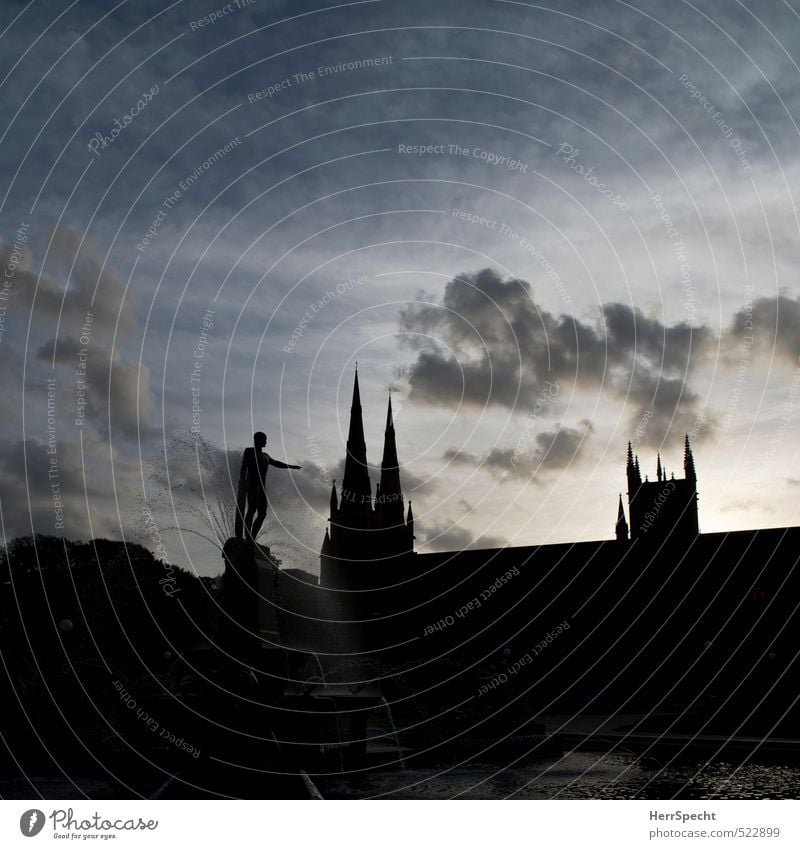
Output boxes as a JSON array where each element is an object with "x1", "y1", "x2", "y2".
[
  {"x1": 398, "y1": 268, "x2": 716, "y2": 447},
  {"x1": 0, "y1": 436, "x2": 121, "y2": 542},
  {"x1": 522, "y1": 420, "x2": 594, "y2": 477},
  {"x1": 729, "y1": 292, "x2": 800, "y2": 364},
  {"x1": 443, "y1": 446, "x2": 481, "y2": 466},
  {"x1": 0, "y1": 224, "x2": 170, "y2": 548},
  {"x1": 443, "y1": 444, "x2": 519, "y2": 477},
  {"x1": 721, "y1": 498, "x2": 776, "y2": 516},
  {"x1": 443, "y1": 419, "x2": 593, "y2": 483},
  {"x1": 1, "y1": 225, "x2": 158, "y2": 444},
  {"x1": 1, "y1": 227, "x2": 135, "y2": 339},
  {"x1": 422, "y1": 519, "x2": 506, "y2": 552},
  {"x1": 37, "y1": 337, "x2": 157, "y2": 441}
]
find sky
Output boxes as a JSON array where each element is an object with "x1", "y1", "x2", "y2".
[{"x1": 2, "y1": 0, "x2": 800, "y2": 576}]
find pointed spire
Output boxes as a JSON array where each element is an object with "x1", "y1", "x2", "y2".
[
  {"x1": 340, "y1": 368, "x2": 372, "y2": 512},
  {"x1": 684, "y1": 435, "x2": 700, "y2": 534},
  {"x1": 656, "y1": 453, "x2": 663, "y2": 482},
  {"x1": 627, "y1": 443, "x2": 641, "y2": 491},
  {"x1": 329, "y1": 479, "x2": 338, "y2": 515},
  {"x1": 616, "y1": 493, "x2": 628, "y2": 542},
  {"x1": 352, "y1": 364, "x2": 361, "y2": 406},
  {"x1": 684, "y1": 434, "x2": 697, "y2": 485},
  {"x1": 406, "y1": 500, "x2": 415, "y2": 540},
  {"x1": 378, "y1": 393, "x2": 403, "y2": 520}
]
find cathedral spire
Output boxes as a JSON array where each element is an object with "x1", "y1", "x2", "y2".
[
  {"x1": 627, "y1": 442, "x2": 641, "y2": 491},
  {"x1": 340, "y1": 368, "x2": 372, "y2": 511},
  {"x1": 379, "y1": 395, "x2": 402, "y2": 494},
  {"x1": 616, "y1": 494, "x2": 628, "y2": 542},
  {"x1": 378, "y1": 393, "x2": 405, "y2": 527},
  {"x1": 656, "y1": 453, "x2": 663, "y2": 482},
  {"x1": 684, "y1": 434, "x2": 696, "y2": 486}
]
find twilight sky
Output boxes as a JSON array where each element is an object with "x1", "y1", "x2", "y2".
[{"x1": 2, "y1": 0, "x2": 800, "y2": 576}]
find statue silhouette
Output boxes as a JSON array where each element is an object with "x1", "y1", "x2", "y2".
[{"x1": 235, "y1": 432, "x2": 301, "y2": 543}]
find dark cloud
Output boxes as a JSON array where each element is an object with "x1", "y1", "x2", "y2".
[
  {"x1": 0, "y1": 436, "x2": 120, "y2": 541},
  {"x1": 37, "y1": 338, "x2": 157, "y2": 441},
  {"x1": 0, "y1": 227, "x2": 135, "y2": 339},
  {"x1": 443, "y1": 446, "x2": 481, "y2": 467},
  {"x1": 730, "y1": 293, "x2": 800, "y2": 364},
  {"x1": 443, "y1": 445, "x2": 519, "y2": 476},
  {"x1": 602, "y1": 302, "x2": 710, "y2": 374},
  {"x1": 399, "y1": 268, "x2": 716, "y2": 447},
  {"x1": 622, "y1": 372, "x2": 707, "y2": 447},
  {"x1": 0, "y1": 226, "x2": 158, "y2": 446},
  {"x1": 524, "y1": 420, "x2": 594, "y2": 476},
  {"x1": 443, "y1": 418, "x2": 593, "y2": 483},
  {"x1": 0, "y1": 226, "x2": 159, "y2": 544}
]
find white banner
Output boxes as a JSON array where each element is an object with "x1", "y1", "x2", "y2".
[{"x1": 2, "y1": 800, "x2": 798, "y2": 849}]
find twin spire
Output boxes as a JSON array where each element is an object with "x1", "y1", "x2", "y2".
[
  {"x1": 319, "y1": 369, "x2": 415, "y2": 587},
  {"x1": 378, "y1": 394, "x2": 404, "y2": 518},
  {"x1": 332, "y1": 367, "x2": 413, "y2": 526},
  {"x1": 340, "y1": 367, "x2": 371, "y2": 509}
]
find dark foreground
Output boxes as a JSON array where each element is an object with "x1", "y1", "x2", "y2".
[{"x1": 3, "y1": 748, "x2": 799, "y2": 800}]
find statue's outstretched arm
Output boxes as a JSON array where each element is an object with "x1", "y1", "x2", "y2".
[{"x1": 268, "y1": 455, "x2": 301, "y2": 470}]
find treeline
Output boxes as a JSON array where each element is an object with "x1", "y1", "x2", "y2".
[{"x1": 0, "y1": 535, "x2": 220, "y2": 777}]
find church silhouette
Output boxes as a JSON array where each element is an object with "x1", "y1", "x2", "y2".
[
  {"x1": 319, "y1": 368, "x2": 704, "y2": 592},
  {"x1": 277, "y1": 367, "x2": 800, "y2": 745},
  {"x1": 320, "y1": 369, "x2": 414, "y2": 591}
]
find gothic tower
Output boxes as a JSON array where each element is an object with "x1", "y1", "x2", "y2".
[
  {"x1": 319, "y1": 370, "x2": 414, "y2": 589},
  {"x1": 626, "y1": 436, "x2": 699, "y2": 543}
]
